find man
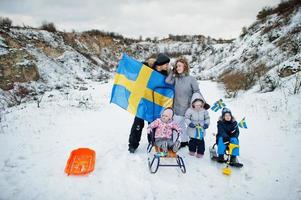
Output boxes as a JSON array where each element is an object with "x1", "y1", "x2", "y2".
[{"x1": 128, "y1": 53, "x2": 170, "y2": 153}]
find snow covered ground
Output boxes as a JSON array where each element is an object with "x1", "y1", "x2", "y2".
[{"x1": 0, "y1": 80, "x2": 300, "y2": 200}]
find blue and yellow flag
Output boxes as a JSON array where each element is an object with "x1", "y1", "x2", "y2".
[
  {"x1": 194, "y1": 125, "x2": 204, "y2": 140},
  {"x1": 238, "y1": 117, "x2": 248, "y2": 129},
  {"x1": 211, "y1": 99, "x2": 226, "y2": 112},
  {"x1": 110, "y1": 54, "x2": 174, "y2": 122}
]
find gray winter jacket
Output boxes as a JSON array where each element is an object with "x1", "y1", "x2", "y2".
[
  {"x1": 184, "y1": 93, "x2": 210, "y2": 139},
  {"x1": 166, "y1": 71, "x2": 202, "y2": 116}
]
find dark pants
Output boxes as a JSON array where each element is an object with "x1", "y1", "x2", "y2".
[
  {"x1": 188, "y1": 138, "x2": 205, "y2": 154},
  {"x1": 128, "y1": 117, "x2": 145, "y2": 149}
]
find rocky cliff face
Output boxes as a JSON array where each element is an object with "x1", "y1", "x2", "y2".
[{"x1": 0, "y1": 0, "x2": 300, "y2": 106}]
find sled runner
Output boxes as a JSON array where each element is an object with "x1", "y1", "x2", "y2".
[
  {"x1": 147, "y1": 129, "x2": 186, "y2": 174},
  {"x1": 209, "y1": 142, "x2": 243, "y2": 175},
  {"x1": 65, "y1": 148, "x2": 96, "y2": 176}
]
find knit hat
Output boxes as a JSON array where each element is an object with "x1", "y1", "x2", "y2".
[
  {"x1": 222, "y1": 107, "x2": 232, "y2": 118},
  {"x1": 154, "y1": 53, "x2": 170, "y2": 66},
  {"x1": 162, "y1": 107, "x2": 174, "y2": 120}
]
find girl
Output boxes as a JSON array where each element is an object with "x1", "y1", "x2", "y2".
[
  {"x1": 185, "y1": 93, "x2": 210, "y2": 158},
  {"x1": 147, "y1": 108, "x2": 181, "y2": 153}
]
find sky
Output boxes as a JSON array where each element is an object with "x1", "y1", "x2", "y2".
[{"x1": 0, "y1": 0, "x2": 281, "y2": 39}]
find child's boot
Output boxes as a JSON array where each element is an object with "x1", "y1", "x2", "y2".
[
  {"x1": 189, "y1": 151, "x2": 195, "y2": 156},
  {"x1": 162, "y1": 141, "x2": 168, "y2": 154},
  {"x1": 217, "y1": 154, "x2": 226, "y2": 163},
  {"x1": 196, "y1": 153, "x2": 203, "y2": 158},
  {"x1": 229, "y1": 156, "x2": 243, "y2": 167},
  {"x1": 180, "y1": 142, "x2": 189, "y2": 148}
]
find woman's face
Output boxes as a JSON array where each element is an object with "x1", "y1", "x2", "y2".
[
  {"x1": 176, "y1": 62, "x2": 185, "y2": 74},
  {"x1": 224, "y1": 113, "x2": 232, "y2": 121}
]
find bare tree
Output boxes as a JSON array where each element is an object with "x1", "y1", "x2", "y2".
[{"x1": 33, "y1": 93, "x2": 44, "y2": 108}]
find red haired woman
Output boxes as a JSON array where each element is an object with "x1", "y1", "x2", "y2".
[{"x1": 166, "y1": 57, "x2": 207, "y2": 148}]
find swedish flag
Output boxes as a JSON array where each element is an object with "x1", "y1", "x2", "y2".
[
  {"x1": 194, "y1": 125, "x2": 204, "y2": 140},
  {"x1": 110, "y1": 54, "x2": 174, "y2": 122},
  {"x1": 238, "y1": 117, "x2": 248, "y2": 129},
  {"x1": 211, "y1": 99, "x2": 226, "y2": 112}
]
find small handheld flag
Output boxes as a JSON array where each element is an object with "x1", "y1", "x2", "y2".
[
  {"x1": 194, "y1": 125, "x2": 204, "y2": 140},
  {"x1": 238, "y1": 117, "x2": 248, "y2": 129},
  {"x1": 211, "y1": 99, "x2": 226, "y2": 112}
]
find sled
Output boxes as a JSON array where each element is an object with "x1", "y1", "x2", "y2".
[
  {"x1": 209, "y1": 142, "x2": 243, "y2": 176},
  {"x1": 65, "y1": 148, "x2": 96, "y2": 176},
  {"x1": 147, "y1": 130, "x2": 186, "y2": 174}
]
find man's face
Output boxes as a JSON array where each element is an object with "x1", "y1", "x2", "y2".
[{"x1": 162, "y1": 63, "x2": 169, "y2": 70}]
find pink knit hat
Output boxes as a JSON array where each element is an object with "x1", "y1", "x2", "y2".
[{"x1": 162, "y1": 108, "x2": 174, "y2": 119}]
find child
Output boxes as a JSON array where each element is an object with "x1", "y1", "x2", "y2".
[
  {"x1": 216, "y1": 107, "x2": 243, "y2": 167},
  {"x1": 147, "y1": 107, "x2": 181, "y2": 153},
  {"x1": 185, "y1": 93, "x2": 210, "y2": 158}
]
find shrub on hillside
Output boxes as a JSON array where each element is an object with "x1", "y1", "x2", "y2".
[
  {"x1": 257, "y1": 7, "x2": 274, "y2": 20},
  {"x1": 220, "y1": 64, "x2": 270, "y2": 97},
  {"x1": 40, "y1": 21, "x2": 57, "y2": 32},
  {"x1": 240, "y1": 26, "x2": 248, "y2": 38},
  {"x1": 0, "y1": 85, "x2": 31, "y2": 107},
  {"x1": 0, "y1": 17, "x2": 12, "y2": 28},
  {"x1": 260, "y1": 74, "x2": 280, "y2": 92},
  {"x1": 276, "y1": 0, "x2": 301, "y2": 15},
  {"x1": 256, "y1": 0, "x2": 300, "y2": 21},
  {"x1": 221, "y1": 71, "x2": 247, "y2": 98}
]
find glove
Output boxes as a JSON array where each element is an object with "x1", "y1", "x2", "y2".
[
  {"x1": 224, "y1": 135, "x2": 230, "y2": 141},
  {"x1": 188, "y1": 123, "x2": 195, "y2": 128},
  {"x1": 203, "y1": 124, "x2": 209, "y2": 129}
]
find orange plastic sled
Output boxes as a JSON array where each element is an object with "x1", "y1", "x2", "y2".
[{"x1": 65, "y1": 148, "x2": 96, "y2": 176}]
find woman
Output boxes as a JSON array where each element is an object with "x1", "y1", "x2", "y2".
[
  {"x1": 128, "y1": 53, "x2": 170, "y2": 153},
  {"x1": 166, "y1": 57, "x2": 206, "y2": 147}
]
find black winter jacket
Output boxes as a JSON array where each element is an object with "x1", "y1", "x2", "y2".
[{"x1": 217, "y1": 119, "x2": 239, "y2": 139}]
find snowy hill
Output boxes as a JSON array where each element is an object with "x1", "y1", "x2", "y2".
[{"x1": 0, "y1": 80, "x2": 300, "y2": 200}]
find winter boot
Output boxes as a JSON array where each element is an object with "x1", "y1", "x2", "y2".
[
  {"x1": 189, "y1": 151, "x2": 195, "y2": 156},
  {"x1": 128, "y1": 146, "x2": 136, "y2": 153},
  {"x1": 229, "y1": 156, "x2": 243, "y2": 168},
  {"x1": 217, "y1": 154, "x2": 226, "y2": 163},
  {"x1": 180, "y1": 142, "x2": 189, "y2": 148},
  {"x1": 196, "y1": 153, "x2": 204, "y2": 158},
  {"x1": 161, "y1": 141, "x2": 168, "y2": 153}
]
